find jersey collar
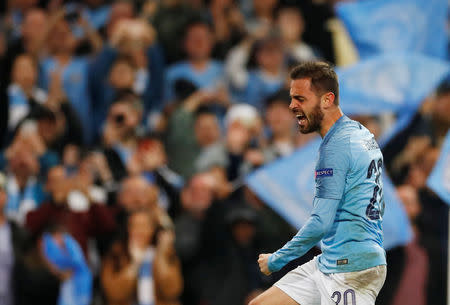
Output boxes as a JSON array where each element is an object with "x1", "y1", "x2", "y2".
[{"x1": 322, "y1": 115, "x2": 349, "y2": 144}]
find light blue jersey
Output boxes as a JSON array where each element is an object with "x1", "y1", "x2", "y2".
[
  {"x1": 163, "y1": 60, "x2": 224, "y2": 104},
  {"x1": 268, "y1": 115, "x2": 386, "y2": 274}
]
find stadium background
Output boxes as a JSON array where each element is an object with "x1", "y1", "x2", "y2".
[{"x1": 0, "y1": 0, "x2": 448, "y2": 305}]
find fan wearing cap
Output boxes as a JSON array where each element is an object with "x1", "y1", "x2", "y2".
[{"x1": 195, "y1": 104, "x2": 266, "y2": 184}]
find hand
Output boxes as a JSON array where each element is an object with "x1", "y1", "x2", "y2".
[
  {"x1": 109, "y1": 20, "x2": 129, "y2": 48},
  {"x1": 47, "y1": 68, "x2": 66, "y2": 109},
  {"x1": 129, "y1": 244, "x2": 146, "y2": 265},
  {"x1": 258, "y1": 253, "x2": 272, "y2": 275},
  {"x1": 89, "y1": 152, "x2": 113, "y2": 182},
  {"x1": 102, "y1": 122, "x2": 121, "y2": 147},
  {"x1": 156, "y1": 230, "x2": 175, "y2": 257},
  {"x1": 213, "y1": 87, "x2": 231, "y2": 108},
  {"x1": 138, "y1": 142, "x2": 167, "y2": 171},
  {"x1": 184, "y1": 90, "x2": 216, "y2": 111},
  {"x1": 244, "y1": 149, "x2": 265, "y2": 166},
  {"x1": 130, "y1": 49, "x2": 148, "y2": 68},
  {"x1": 21, "y1": 130, "x2": 46, "y2": 156}
]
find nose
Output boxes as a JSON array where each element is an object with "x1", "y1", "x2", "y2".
[{"x1": 289, "y1": 99, "x2": 300, "y2": 112}]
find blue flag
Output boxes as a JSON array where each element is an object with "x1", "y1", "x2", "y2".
[
  {"x1": 336, "y1": 0, "x2": 448, "y2": 59},
  {"x1": 246, "y1": 138, "x2": 412, "y2": 250},
  {"x1": 427, "y1": 132, "x2": 450, "y2": 205},
  {"x1": 337, "y1": 53, "x2": 450, "y2": 116}
]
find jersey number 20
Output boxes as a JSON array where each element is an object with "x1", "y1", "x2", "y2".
[{"x1": 366, "y1": 158, "x2": 383, "y2": 220}]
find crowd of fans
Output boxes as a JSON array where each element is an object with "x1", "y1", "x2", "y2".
[{"x1": 0, "y1": 1, "x2": 448, "y2": 305}]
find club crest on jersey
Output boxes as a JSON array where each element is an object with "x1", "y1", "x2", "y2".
[{"x1": 315, "y1": 168, "x2": 333, "y2": 178}]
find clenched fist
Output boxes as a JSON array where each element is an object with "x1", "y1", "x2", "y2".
[{"x1": 258, "y1": 253, "x2": 272, "y2": 275}]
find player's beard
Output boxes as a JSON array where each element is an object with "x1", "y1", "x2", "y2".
[{"x1": 298, "y1": 103, "x2": 324, "y2": 134}]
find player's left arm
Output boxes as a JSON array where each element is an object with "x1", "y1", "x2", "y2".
[{"x1": 260, "y1": 142, "x2": 351, "y2": 274}]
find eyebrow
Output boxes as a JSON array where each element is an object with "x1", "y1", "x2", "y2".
[{"x1": 290, "y1": 94, "x2": 306, "y2": 101}]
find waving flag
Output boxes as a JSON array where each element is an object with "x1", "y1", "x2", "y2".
[
  {"x1": 427, "y1": 132, "x2": 450, "y2": 205},
  {"x1": 336, "y1": 0, "x2": 448, "y2": 59},
  {"x1": 337, "y1": 53, "x2": 450, "y2": 116},
  {"x1": 246, "y1": 138, "x2": 412, "y2": 250}
]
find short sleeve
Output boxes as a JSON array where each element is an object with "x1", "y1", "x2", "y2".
[{"x1": 315, "y1": 142, "x2": 351, "y2": 200}]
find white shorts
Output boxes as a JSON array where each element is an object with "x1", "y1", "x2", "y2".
[{"x1": 274, "y1": 257, "x2": 386, "y2": 305}]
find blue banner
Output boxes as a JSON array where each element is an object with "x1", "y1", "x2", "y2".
[
  {"x1": 337, "y1": 53, "x2": 450, "y2": 116},
  {"x1": 427, "y1": 132, "x2": 450, "y2": 205},
  {"x1": 246, "y1": 138, "x2": 412, "y2": 250},
  {"x1": 336, "y1": 0, "x2": 448, "y2": 59}
]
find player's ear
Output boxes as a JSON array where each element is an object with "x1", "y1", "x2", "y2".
[{"x1": 321, "y1": 92, "x2": 335, "y2": 107}]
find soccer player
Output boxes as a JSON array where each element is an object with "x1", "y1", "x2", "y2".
[{"x1": 251, "y1": 62, "x2": 386, "y2": 305}]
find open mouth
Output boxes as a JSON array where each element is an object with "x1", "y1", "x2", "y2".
[{"x1": 296, "y1": 114, "x2": 307, "y2": 125}]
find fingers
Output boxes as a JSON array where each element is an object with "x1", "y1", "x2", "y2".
[{"x1": 257, "y1": 254, "x2": 272, "y2": 276}]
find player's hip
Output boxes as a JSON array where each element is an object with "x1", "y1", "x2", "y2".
[
  {"x1": 275, "y1": 257, "x2": 386, "y2": 305},
  {"x1": 329, "y1": 264, "x2": 387, "y2": 297},
  {"x1": 318, "y1": 242, "x2": 386, "y2": 273}
]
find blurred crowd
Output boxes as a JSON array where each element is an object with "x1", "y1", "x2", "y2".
[{"x1": 0, "y1": 1, "x2": 448, "y2": 305}]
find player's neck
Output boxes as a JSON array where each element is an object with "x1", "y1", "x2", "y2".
[{"x1": 319, "y1": 108, "x2": 344, "y2": 138}]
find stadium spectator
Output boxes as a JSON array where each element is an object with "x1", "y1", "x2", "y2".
[
  {"x1": 2, "y1": 136, "x2": 45, "y2": 225},
  {"x1": 102, "y1": 93, "x2": 143, "y2": 181},
  {"x1": 151, "y1": 0, "x2": 199, "y2": 64},
  {"x1": 263, "y1": 89, "x2": 297, "y2": 161},
  {"x1": 174, "y1": 172, "x2": 216, "y2": 264},
  {"x1": 25, "y1": 165, "x2": 116, "y2": 256},
  {"x1": 392, "y1": 185, "x2": 428, "y2": 305},
  {"x1": 195, "y1": 207, "x2": 266, "y2": 305},
  {"x1": 244, "y1": 0, "x2": 278, "y2": 36},
  {"x1": 207, "y1": 0, "x2": 246, "y2": 59},
  {"x1": 13, "y1": 233, "x2": 61, "y2": 305},
  {"x1": 101, "y1": 209, "x2": 183, "y2": 305},
  {"x1": 226, "y1": 35, "x2": 286, "y2": 108},
  {"x1": 40, "y1": 226, "x2": 93, "y2": 305},
  {"x1": 116, "y1": 176, "x2": 159, "y2": 213},
  {"x1": 196, "y1": 104, "x2": 264, "y2": 182},
  {"x1": 276, "y1": 5, "x2": 318, "y2": 63},
  {"x1": 164, "y1": 17, "x2": 224, "y2": 104},
  {"x1": 165, "y1": 81, "x2": 223, "y2": 179},
  {"x1": 0, "y1": 171, "x2": 30, "y2": 305},
  {"x1": 38, "y1": 14, "x2": 95, "y2": 143},
  {"x1": 90, "y1": 16, "x2": 165, "y2": 134},
  {"x1": 7, "y1": 55, "x2": 46, "y2": 134}
]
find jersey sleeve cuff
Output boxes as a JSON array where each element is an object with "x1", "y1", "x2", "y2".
[{"x1": 268, "y1": 253, "x2": 278, "y2": 273}]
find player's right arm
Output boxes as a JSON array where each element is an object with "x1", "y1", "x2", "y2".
[{"x1": 265, "y1": 196, "x2": 340, "y2": 273}]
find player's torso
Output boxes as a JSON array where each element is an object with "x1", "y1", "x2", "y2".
[{"x1": 316, "y1": 118, "x2": 386, "y2": 273}]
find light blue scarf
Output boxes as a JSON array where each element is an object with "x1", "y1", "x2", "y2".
[
  {"x1": 137, "y1": 248, "x2": 156, "y2": 305},
  {"x1": 42, "y1": 233, "x2": 93, "y2": 305},
  {"x1": 5, "y1": 175, "x2": 43, "y2": 225}
]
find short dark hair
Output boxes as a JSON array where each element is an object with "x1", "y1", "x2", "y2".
[
  {"x1": 183, "y1": 16, "x2": 213, "y2": 39},
  {"x1": 29, "y1": 105, "x2": 57, "y2": 122},
  {"x1": 265, "y1": 89, "x2": 291, "y2": 108},
  {"x1": 436, "y1": 80, "x2": 450, "y2": 98},
  {"x1": 290, "y1": 61, "x2": 339, "y2": 105},
  {"x1": 112, "y1": 90, "x2": 143, "y2": 112},
  {"x1": 194, "y1": 105, "x2": 216, "y2": 119}
]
